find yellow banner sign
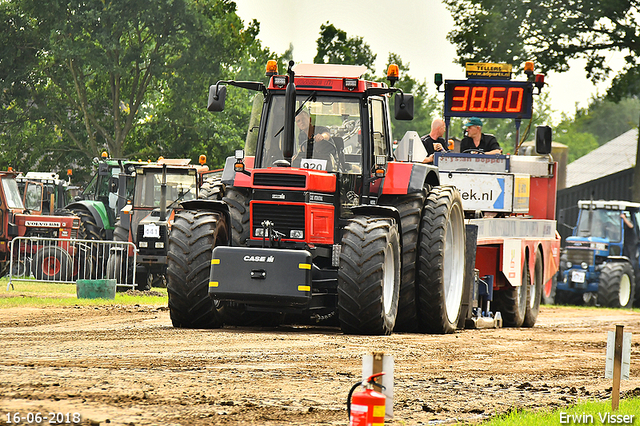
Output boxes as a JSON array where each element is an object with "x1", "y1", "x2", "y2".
[{"x1": 465, "y1": 62, "x2": 512, "y2": 79}]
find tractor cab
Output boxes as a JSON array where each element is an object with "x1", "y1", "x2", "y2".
[
  {"x1": 17, "y1": 172, "x2": 72, "y2": 215},
  {"x1": 107, "y1": 159, "x2": 206, "y2": 290}
]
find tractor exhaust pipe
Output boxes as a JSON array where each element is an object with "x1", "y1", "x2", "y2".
[
  {"x1": 282, "y1": 60, "x2": 296, "y2": 163},
  {"x1": 160, "y1": 164, "x2": 167, "y2": 222}
]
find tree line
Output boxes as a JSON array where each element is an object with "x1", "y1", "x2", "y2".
[{"x1": 2, "y1": 0, "x2": 637, "y2": 185}]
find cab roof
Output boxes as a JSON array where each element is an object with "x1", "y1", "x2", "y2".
[
  {"x1": 578, "y1": 200, "x2": 640, "y2": 210},
  {"x1": 292, "y1": 63, "x2": 368, "y2": 79}
]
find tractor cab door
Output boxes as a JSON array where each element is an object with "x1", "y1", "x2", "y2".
[
  {"x1": 625, "y1": 210, "x2": 640, "y2": 269},
  {"x1": 23, "y1": 181, "x2": 45, "y2": 215}
]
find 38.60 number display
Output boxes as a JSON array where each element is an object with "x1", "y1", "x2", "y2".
[{"x1": 444, "y1": 80, "x2": 534, "y2": 119}]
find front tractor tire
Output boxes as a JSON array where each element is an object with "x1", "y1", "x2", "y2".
[
  {"x1": 416, "y1": 186, "x2": 466, "y2": 334},
  {"x1": 598, "y1": 262, "x2": 634, "y2": 308},
  {"x1": 222, "y1": 186, "x2": 250, "y2": 246},
  {"x1": 337, "y1": 217, "x2": 401, "y2": 335},
  {"x1": 166, "y1": 210, "x2": 229, "y2": 328}
]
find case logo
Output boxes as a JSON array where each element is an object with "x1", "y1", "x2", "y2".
[{"x1": 243, "y1": 255, "x2": 275, "y2": 263}]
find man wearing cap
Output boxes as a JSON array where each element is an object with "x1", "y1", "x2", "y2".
[{"x1": 460, "y1": 117, "x2": 502, "y2": 155}]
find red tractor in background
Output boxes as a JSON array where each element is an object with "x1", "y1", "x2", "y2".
[
  {"x1": 1, "y1": 170, "x2": 81, "y2": 281},
  {"x1": 165, "y1": 61, "x2": 472, "y2": 335}
]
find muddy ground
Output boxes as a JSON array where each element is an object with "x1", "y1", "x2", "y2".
[{"x1": 0, "y1": 304, "x2": 639, "y2": 426}]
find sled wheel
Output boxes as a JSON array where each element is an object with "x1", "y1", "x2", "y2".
[{"x1": 523, "y1": 250, "x2": 543, "y2": 327}]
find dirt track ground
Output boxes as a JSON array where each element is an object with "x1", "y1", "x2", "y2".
[{"x1": 0, "y1": 305, "x2": 639, "y2": 426}]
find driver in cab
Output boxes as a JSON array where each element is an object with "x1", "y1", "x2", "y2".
[
  {"x1": 292, "y1": 109, "x2": 337, "y2": 171},
  {"x1": 460, "y1": 117, "x2": 502, "y2": 155}
]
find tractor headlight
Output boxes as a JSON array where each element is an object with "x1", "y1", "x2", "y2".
[
  {"x1": 581, "y1": 262, "x2": 588, "y2": 270},
  {"x1": 290, "y1": 230, "x2": 304, "y2": 239},
  {"x1": 155, "y1": 242, "x2": 164, "y2": 249},
  {"x1": 566, "y1": 261, "x2": 573, "y2": 269},
  {"x1": 255, "y1": 228, "x2": 264, "y2": 237},
  {"x1": 139, "y1": 241, "x2": 148, "y2": 248}
]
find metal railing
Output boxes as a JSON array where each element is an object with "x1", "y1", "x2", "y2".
[{"x1": 7, "y1": 237, "x2": 137, "y2": 291}]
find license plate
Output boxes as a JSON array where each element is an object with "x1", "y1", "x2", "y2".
[
  {"x1": 571, "y1": 270, "x2": 586, "y2": 283},
  {"x1": 143, "y1": 223, "x2": 160, "y2": 238}
]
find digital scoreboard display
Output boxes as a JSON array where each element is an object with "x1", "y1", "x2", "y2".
[{"x1": 444, "y1": 80, "x2": 534, "y2": 119}]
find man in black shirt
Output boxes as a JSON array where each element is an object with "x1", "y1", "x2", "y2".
[
  {"x1": 421, "y1": 118, "x2": 447, "y2": 164},
  {"x1": 292, "y1": 110, "x2": 336, "y2": 171},
  {"x1": 460, "y1": 117, "x2": 502, "y2": 155}
]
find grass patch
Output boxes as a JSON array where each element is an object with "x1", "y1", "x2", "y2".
[
  {"x1": 0, "y1": 278, "x2": 167, "y2": 308},
  {"x1": 482, "y1": 397, "x2": 640, "y2": 425}
]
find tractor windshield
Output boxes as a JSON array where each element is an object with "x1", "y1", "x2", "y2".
[
  {"x1": 134, "y1": 170, "x2": 197, "y2": 208},
  {"x1": 2, "y1": 177, "x2": 25, "y2": 210},
  {"x1": 576, "y1": 208, "x2": 622, "y2": 242},
  {"x1": 260, "y1": 94, "x2": 362, "y2": 174}
]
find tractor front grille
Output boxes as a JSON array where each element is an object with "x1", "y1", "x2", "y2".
[
  {"x1": 252, "y1": 203, "x2": 305, "y2": 240},
  {"x1": 253, "y1": 173, "x2": 306, "y2": 188},
  {"x1": 136, "y1": 225, "x2": 168, "y2": 255},
  {"x1": 566, "y1": 248, "x2": 594, "y2": 266}
]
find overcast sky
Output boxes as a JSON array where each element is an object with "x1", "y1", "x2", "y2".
[{"x1": 235, "y1": 0, "x2": 626, "y2": 123}]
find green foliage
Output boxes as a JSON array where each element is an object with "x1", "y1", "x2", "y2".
[
  {"x1": 553, "y1": 96, "x2": 640, "y2": 162},
  {"x1": 443, "y1": 0, "x2": 640, "y2": 83},
  {"x1": 572, "y1": 97, "x2": 640, "y2": 145},
  {"x1": 607, "y1": 65, "x2": 640, "y2": 102},
  {"x1": 0, "y1": 0, "x2": 267, "y2": 181},
  {"x1": 313, "y1": 22, "x2": 376, "y2": 70}
]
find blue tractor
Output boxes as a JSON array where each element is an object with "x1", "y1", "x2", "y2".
[{"x1": 557, "y1": 200, "x2": 640, "y2": 308}]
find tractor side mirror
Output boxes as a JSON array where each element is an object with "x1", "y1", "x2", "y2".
[
  {"x1": 109, "y1": 176, "x2": 119, "y2": 193},
  {"x1": 394, "y1": 93, "x2": 414, "y2": 121},
  {"x1": 208, "y1": 85, "x2": 227, "y2": 112},
  {"x1": 535, "y1": 125, "x2": 552, "y2": 154},
  {"x1": 98, "y1": 162, "x2": 110, "y2": 176}
]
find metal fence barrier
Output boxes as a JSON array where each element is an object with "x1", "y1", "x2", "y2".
[{"x1": 7, "y1": 237, "x2": 138, "y2": 291}]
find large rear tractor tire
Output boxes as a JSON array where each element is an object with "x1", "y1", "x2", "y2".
[
  {"x1": 416, "y1": 186, "x2": 466, "y2": 334},
  {"x1": 598, "y1": 262, "x2": 634, "y2": 308},
  {"x1": 494, "y1": 258, "x2": 528, "y2": 327},
  {"x1": 166, "y1": 210, "x2": 229, "y2": 328},
  {"x1": 34, "y1": 246, "x2": 72, "y2": 282},
  {"x1": 70, "y1": 205, "x2": 107, "y2": 276},
  {"x1": 523, "y1": 250, "x2": 543, "y2": 327},
  {"x1": 70, "y1": 206, "x2": 104, "y2": 241},
  {"x1": 381, "y1": 193, "x2": 424, "y2": 332},
  {"x1": 199, "y1": 178, "x2": 225, "y2": 201},
  {"x1": 222, "y1": 187, "x2": 250, "y2": 247},
  {"x1": 337, "y1": 217, "x2": 401, "y2": 335}
]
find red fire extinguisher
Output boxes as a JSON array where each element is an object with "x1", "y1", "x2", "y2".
[{"x1": 347, "y1": 372, "x2": 386, "y2": 426}]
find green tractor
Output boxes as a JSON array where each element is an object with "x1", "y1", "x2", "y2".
[{"x1": 66, "y1": 155, "x2": 140, "y2": 241}]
